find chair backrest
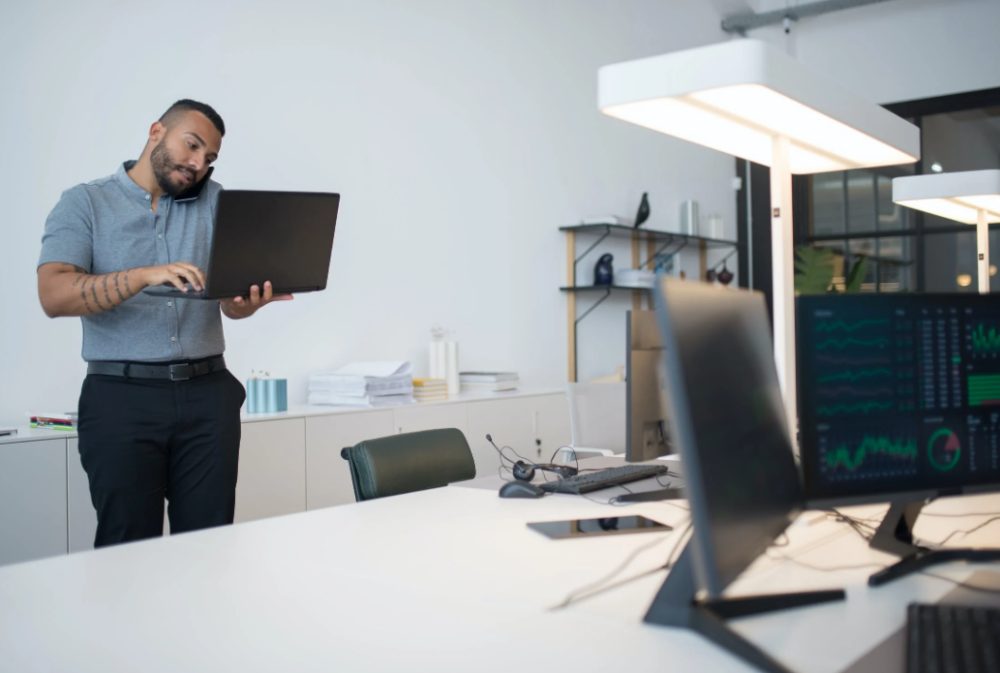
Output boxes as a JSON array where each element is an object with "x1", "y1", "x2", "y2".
[
  {"x1": 340, "y1": 428, "x2": 476, "y2": 502},
  {"x1": 566, "y1": 382, "x2": 626, "y2": 452}
]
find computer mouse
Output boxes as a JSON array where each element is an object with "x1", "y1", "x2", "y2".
[{"x1": 498, "y1": 481, "x2": 545, "y2": 499}]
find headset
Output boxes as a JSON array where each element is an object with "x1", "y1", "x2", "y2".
[{"x1": 486, "y1": 434, "x2": 579, "y2": 482}]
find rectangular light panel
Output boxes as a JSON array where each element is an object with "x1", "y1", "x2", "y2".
[
  {"x1": 893, "y1": 171, "x2": 1000, "y2": 224},
  {"x1": 599, "y1": 40, "x2": 920, "y2": 175},
  {"x1": 896, "y1": 197, "x2": 1000, "y2": 225}
]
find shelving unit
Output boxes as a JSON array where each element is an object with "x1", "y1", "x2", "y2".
[{"x1": 561, "y1": 223, "x2": 740, "y2": 381}]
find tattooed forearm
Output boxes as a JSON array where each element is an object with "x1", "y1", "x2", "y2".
[
  {"x1": 101, "y1": 275, "x2": 113, "y2": 307},
  {"x1": 80, "y1": 289, "x2": 94, "y2": 314},
  {"x1": 89, "y1": 278, "x2": 104, "y2": 310},
  {"x1": 58, "y1": 267, "x2": 144, "y2": 317},
  {"x1": 112, "y1": 272, "x2": 126, "y2": 303}
]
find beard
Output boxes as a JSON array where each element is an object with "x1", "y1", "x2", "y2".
[{"x1": 150, "y1": 140, "x2": 194, "y2": 197}]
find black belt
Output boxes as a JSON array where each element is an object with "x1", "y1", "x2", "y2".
[{"x1": 87, "y1": 356, "x2": 226, "y2": 381}]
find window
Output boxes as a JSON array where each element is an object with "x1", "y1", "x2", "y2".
[{"x1": 793, "y1": 91, "x2": 1000, "y2": 294}]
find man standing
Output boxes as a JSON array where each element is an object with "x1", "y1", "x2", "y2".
[{"x1": 37, "y1": 100, "x2": 291, "y2": 547}]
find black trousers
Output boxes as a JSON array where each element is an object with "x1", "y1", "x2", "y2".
[{"x1": 77, "y1": 366, "x2": 246, "y2": 548}]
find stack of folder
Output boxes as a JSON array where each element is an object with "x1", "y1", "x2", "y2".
[
  {"x1": 459, "y1": 372, "x2": 519, "y2": 394},
  {"x1": 413, "y1": 378, "x2": 448, "y2": 402},
  {"x1": 309, "y1": 362, "x2": 415, "y2": 407}
]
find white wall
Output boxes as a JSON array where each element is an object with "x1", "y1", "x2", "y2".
[
  {"x1": 0, "y1": 0, "x2": 738, "y2": 424},
  {"x1": 748, "y1": 0, "x2": 1000, "y2": 104}
]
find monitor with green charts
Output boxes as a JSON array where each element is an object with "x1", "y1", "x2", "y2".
[{"x1": 798, "y1": 293, "x2": 1000, "y2": 506}]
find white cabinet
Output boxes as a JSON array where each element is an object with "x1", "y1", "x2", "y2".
[
  {"x1": 466, "y1": 397, "x2": 536, "y2": 477},
  {"x1": 235, "y1": 419, "x2": 306, "y2": 523},
  {"x1": 0, "y1": 438, "x2": 67, "y2": 565},
  {"x1": 305, "y1": 411, "x2": 394, "y2": 510},
  {"x1": 393, "y1": 403, "x2": 468, "y2": 436},
  {"x1": 0, "y1": 389, "x2": 570, "y2": 565},
  {"x1": 66, "y1": 438, "x2": 98, "y2": 553},
  {"x1": 465, "y1": 394, "x2": 573, "y2": 477},
  {"x1": 532, "y1": 393, "x2": 573, "y2": 462}
]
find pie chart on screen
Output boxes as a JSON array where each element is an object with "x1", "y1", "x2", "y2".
[{"x1": 928, "y1": 428, "x2": 961, "y2": 472}]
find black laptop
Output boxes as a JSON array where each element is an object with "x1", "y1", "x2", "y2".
[{"x1": 145, "y1": 190, "x2": 340, "y2": 300}]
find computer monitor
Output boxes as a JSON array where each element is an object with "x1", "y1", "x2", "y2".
[
  {"x1": 625, "y1": 310, "x2": 672, "y2": 462},
  {"x1": 798, "y1": 293, "x2": 1000, "y2": 585},
  {"x1": 643, "y1": 278, "x2": 844, "y2": 673}
]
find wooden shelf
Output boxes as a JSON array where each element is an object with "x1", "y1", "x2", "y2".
[
  {"x1": 561, "y1": 224, "x2": 741, "y2": 382},
  {"x1": 559, "y1": 223, "x2": 739, "y2": 249},
  {"x1": 560, "y1": 285, "x2": 651, "y2": 292}
]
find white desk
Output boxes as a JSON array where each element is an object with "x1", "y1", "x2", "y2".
[{"x1": 0, "y1": 473, "x2": 997, "y2": 672}]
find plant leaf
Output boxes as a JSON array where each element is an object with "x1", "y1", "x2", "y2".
[
  {"x1": 845, "y1": 256, "x2": 869, "y2": 293},
  {"x1": 794, "y1": 245, "x2": 835, "y2": 295}
]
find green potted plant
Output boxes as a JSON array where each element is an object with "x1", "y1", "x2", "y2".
[{"x1": 794, "y1": 245, "x2": 868, "y2": 295}]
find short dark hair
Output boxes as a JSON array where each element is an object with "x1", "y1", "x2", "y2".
[{"x1": 159, "y1": 99, "x2": 226, "y2": 137}]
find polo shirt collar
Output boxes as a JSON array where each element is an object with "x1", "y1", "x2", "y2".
[{"x1": 117, "y1": 161, "x2": 155, "y2": 204}]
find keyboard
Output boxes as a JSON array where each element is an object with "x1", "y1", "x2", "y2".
[
  {"x1": 907, "y1": 603, "x2": 1000, "y2": 673},
  {"x1": 538, "y1": 464, "x2": 671, "y2": 494}
]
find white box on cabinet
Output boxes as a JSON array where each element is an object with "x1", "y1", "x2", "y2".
[{"x1": 305, "y1": 410, "x2": 394, "y2": 510}]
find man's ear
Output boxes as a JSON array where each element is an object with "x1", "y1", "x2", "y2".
[{"x1": 149, "y1": 120, "x2": 166, "y2": 143}]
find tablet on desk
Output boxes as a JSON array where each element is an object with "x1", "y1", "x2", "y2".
[{"x1": 527, "y1": 516, "x2": 672, "y2": 539}]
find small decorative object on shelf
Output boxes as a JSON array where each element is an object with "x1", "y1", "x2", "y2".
[
  {"x1": 717, "y1": 263, "x2": 734, "y2": 286},
  {"x1": 594, "y1": 253, "x2": 614, "y2": 286},
  {"x1": 705, "y1": 268, "x2": 717, "y2": 283},
  {"x1": 246, "y1": 370, "x2": 288, "y2": 414},
  {"x1": 679, "y1": 200, "x2": 699, "y2": 235},
  {"x1": 633, "y1": 192, "x2": 650, "y2": 229}
]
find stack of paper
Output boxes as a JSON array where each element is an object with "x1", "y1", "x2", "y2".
[
  {"x1": 581, "y1": 214, "x2": 631, "y2": 226},
  {"x1": 460, "y1": 372, "x2": 519, "y2": 394},
  {"x1": 309, "y1": 362, "x2": 415, "y2": 407},
  {"x1": 413, "y1": 378, "x2": 448, "y2": 403}
]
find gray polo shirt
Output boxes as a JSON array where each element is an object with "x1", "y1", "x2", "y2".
[{"x1": 38, "y1": 161, "x2": 225, "y2": 363}]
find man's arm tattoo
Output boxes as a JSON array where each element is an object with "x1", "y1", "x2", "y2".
[
  {"x1": 89, "y1": 278, "x2": 105, "y2": 310},
  {"x1": 101, "y1": 274, "x2": 114, "y2": 307},
  {"x1": 112, "y1": 272, "x2": 126, "y2": 303},
  {"x1": 123, "y1": 272, "x2": 134, "y2": 297},
  {"x1": 80, "y1": 289, "x2": 94, "y2": 314}
]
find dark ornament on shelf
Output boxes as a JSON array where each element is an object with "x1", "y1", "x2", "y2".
[
  {"x1": 717, "y1": 263, "x2": 734, "y2": 286},
  {"x1": 633, "y1": 192, "x2": 650, "y2": 229},
  {"x1": 705, "y1": 268, "x2": 717, "y2": 283},
  {"x1": 594, "y1": 253, "x2": 614, "y2": 286}
]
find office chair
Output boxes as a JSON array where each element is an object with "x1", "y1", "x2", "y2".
[
  {"x1": 556, "y1": 382, "x2": 625, "y2": 463},
  {"x1": 340, "y1": 428, "x2": 477, "y2": 502}
]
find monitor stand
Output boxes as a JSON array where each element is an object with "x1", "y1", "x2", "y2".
[
  {"x1": 644, "y1": 541, "x2": 845, "y2": 673},
  {"x1": 867, "y1": 500, "x2": 1000, "y2": 587}
]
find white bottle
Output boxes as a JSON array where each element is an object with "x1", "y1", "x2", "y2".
[{"x1": 445, "y1": 342, "x2": 460, "y2": 397}]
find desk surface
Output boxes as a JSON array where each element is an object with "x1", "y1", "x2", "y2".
[{"x1": 0, "y1": 463, "x2": 997, "y2": 672}]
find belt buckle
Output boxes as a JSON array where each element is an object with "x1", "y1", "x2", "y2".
[{"x1": 169, "y1": 364, "x2": 192, "y2": 381}]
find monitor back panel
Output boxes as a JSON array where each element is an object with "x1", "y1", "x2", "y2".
[
  {"x1": 626, "y1": 310, "x2": 672, "y2": 462},
  {"x1": 654, "y1": 279, "x2": 801, "y2": 597},
  {"x1": 207, "y1": 191, "x2": 340, "y2": 299},
  {"x1": 798, "y1": 294, "x2": 1000, "y2": 505}
]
